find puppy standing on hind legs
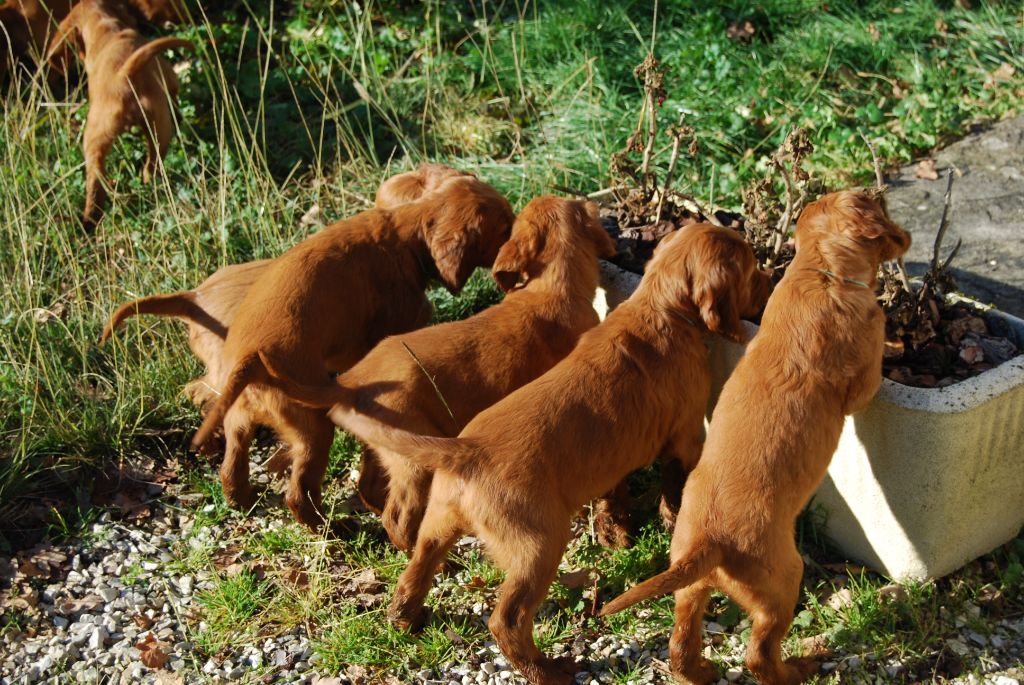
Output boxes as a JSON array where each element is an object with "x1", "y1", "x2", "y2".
[
  {"x1": 600, "y1": 191, "x2": 912, "y2": 685},
  {"x1": 333, "y1": 224, "x2": 771, "y2": 685},
  {"x1": 45, "y1": 0, "x2": 192, "y2": 227}
]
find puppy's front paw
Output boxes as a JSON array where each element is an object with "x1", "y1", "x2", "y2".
[
  {"x1": 224, "y1": 484, "x2": 259, "y2": 511},
  {"x1": 532, "y1": 655, "x2": 579, "y2": 685},
  {"x1": 783, "y1": 655, "x2": 820, "y2": 684},
  {"x1": 388, "y1": 597, "x2": 429, "y2": 633}
]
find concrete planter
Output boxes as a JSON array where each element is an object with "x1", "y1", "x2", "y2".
[{"x1": 595, "y1": 259, "x2": 1024, "y2": 581}]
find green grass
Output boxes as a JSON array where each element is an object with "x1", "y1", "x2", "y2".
[{"x1": 194, "y1": 568, "x2": 272, "y2": 654}]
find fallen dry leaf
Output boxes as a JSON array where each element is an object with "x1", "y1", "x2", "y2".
[
  {"x1": 985, "y1": 62, "x2": 1016, "y2": 89},
  {"x1": 282, "y1": 567, "x2": 309, "y2": 589},
  {"x1": 878, "y1": 583, "x2": 908, "y2": 603},
  {"x1": 558, "y1": 568, "x2": 595, "y2": 590},
  {"x1": 137, "y1": 633, "x2": 170, "y2": 669},
  {"x1": 867, "y1": 23, "x2": 880, "y2": 41},
  {"x1": 915, "y1": 159, "x2": 940, "y2": 180},
  {"x1": 154, "y1": 673, "x2": 184, "y2": 685},
  {"x1": 464, "y1": 575, "x2": 489, "y2": 591},
  {"x1": 351, "y1": 568, "x2": 383, "y2": 595},
  {"x1": 799, "y1": 633, "x2": 833, "y2": 657},
  {"x1": 56, "y1": 594, "x2": 104, "y2": 615},
  {"x1": 826, "y1": 587, "x2": 854, "y2": 611}
]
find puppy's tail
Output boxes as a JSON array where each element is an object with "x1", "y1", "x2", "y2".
[
  {"x1": 599, "y1": 544, "x2": 718, "y2": 617},
  {"x1": 190, "y1": 353, "x2": 265, "y2": 450},
  {"x1": 256, "y1": 350, "x2": 357, "y2": 410},
  {"x1": 334, "y1": 408, "x2": 478, "y2": 473},
  {"x1": 100, "y1": 292, "x2": 227, "y2": 345},
  {"x1": 120, "y1": 37, "x2": 194, "y2": 79}
]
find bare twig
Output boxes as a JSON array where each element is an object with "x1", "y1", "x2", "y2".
[
  {"x1": 402, "y1": 342, "x2": 458, "y2": 430},
  {"x1": 654, "y1": 112, "x2": 689, "y2": 221},
  {"x1": 549, "y1": 184, "x2": 588, "y2": 198},
  {"x1": 931, "y1": 171, "x2": 956, "y2": 273},
  {"x1": 640, "y1": 89, "x2": 657, "y2": 193},
  {"x1": 766, "y1": 160, "x2": 795, "y2": 267},
  {"x1": 860, "y1": 132, "x2": 885, "y2": 190}
]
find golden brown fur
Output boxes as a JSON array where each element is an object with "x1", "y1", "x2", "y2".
[
  {"x1": 331, "y1": 224, "x2": 769, "y2": 685},
  {"x1": 374, "y1": 163, "x2": 470, "y2": 209},
  {"x1": 599, "y1": 191, "x2": 911, "y2": 685},
  {"x1": 46, "y1": 0, "x2": 192, "y2": 226},
  {"x1": 189, "y1": 175, "x2": 514, "y2": 529},
  {"x1": 270, "y1": 196, "x2": 616, "y2": 551}
]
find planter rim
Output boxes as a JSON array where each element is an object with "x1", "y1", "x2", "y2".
[{"x1": 598, "y1": 259, "x2": 1024, "y2": 413}]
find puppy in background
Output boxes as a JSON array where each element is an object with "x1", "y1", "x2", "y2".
[
  {"x1": 271, "y1": 195, "x2": 617, "y2": 551},
  {"x1": 600, "y1": 191, "x2": 911, "y2": 685},
  {"x1": 46, "y1": 0, "x2": 192, "y2": 226},
  {"x1": 333, "y1": 224, "x2": 769, "y2": 685}
]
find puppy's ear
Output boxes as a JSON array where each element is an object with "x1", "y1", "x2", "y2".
[
  {"x1": 691, "y1": 241, "x2": 748, "y2": 343},
  {"x1": 579, "y1": 201, "x2": 617, "y2": 258},
  {"x1": 428, "y1": 221, "x2": 474, "y2": 293},
  {"x1": 491, "y1": 223, "x2": 543, "y2": 293},
  {"x1": 427, "y1": 185, "x2": 513, "y2": 292},
  {"x1": 841, "y1": 193, "x2": 912, "y2": 261}
]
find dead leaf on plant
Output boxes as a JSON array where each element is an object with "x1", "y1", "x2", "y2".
[
  {"x1": 915, "y1": 159, "x2": 940, "y2": 180},
  {"x1": 883, "y1": 339, "x2": 905, "y2": 360},
  {"x1": 137, "y1": 633, "x2": 171, "y2": 669},
  {"x1": 558, "y1": 568, "x2": 595, "y2": 589}
]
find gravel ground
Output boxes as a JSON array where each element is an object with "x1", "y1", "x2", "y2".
[{"x1": 1, "y1": 454, "x2": 1022, "y2": 685}]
